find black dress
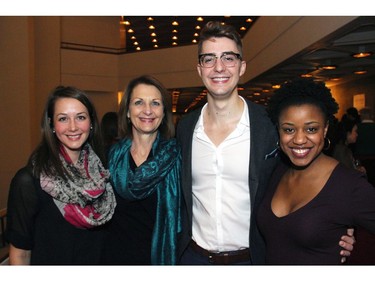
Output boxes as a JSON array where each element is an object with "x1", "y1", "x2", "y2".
[
  {"x1": 100, "y1": 154, "x2": 157, "y2": 265},
  {"x1": 257, "y1": 162, "x2": 375, "y2": 265},
  {"x1": 6, "y1": 167, "x2": 106, "y2": 265}
]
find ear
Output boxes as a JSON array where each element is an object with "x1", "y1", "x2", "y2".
[
  {"x1": 48, "y1": 117, "x2": 53, "y2": 128},
  {"x1": 239, "y1": 60, "x2": 247, "y2": 77},
  {"x1": 197, "y1": 64, "x2": 202, "y2": 78}
]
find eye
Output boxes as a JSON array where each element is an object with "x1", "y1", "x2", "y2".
[
  {"x1": 203, "y1": 55, "x2": 215, "y2": 64},
  {"x1": 282, "y1": 127, "x2": 295, "y2": 134},
  {"x1": 134, "y1": 100, "x2": 143, "y2": 106},
  {"x1": 223, "y1": 54, "x2": 235, "y2": 62},
  {"x1": 77, "y1": 115, "x2": 87, "y2": 121},
  {"x1": 306, "y1": 127, "x2": 318, "y2": 133},
  {"x1": 152, "y1": 100, "x2": 161, "y2": 106},
  {"x1": 57, "y1": 116, "x2": 67, "y2": 122}
]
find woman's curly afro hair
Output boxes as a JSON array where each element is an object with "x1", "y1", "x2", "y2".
[{"x1": 266, "y1": 78, "x2": 339, "y2": 125}]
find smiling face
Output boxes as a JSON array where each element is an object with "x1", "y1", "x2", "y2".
[
  {"x1": 278, "y1": 104, "x2": 329, "y2": 168},
  {"x1": 53, "y1": 97, "x2": 91, "y2": 163},
  {"x1": 197, "y1": 37, "x2": 246, "y2": 100},
  {"x1": 128, "y1": 83, "x2": 164, "y2": 137}
]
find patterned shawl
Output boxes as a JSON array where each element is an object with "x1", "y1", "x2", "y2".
[{"x1": 40, "y1": 144, "x2": 116, "y2": 228}]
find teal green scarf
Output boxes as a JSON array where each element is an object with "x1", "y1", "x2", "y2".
[{"x1": 108, "y1": 134, "x2": 181, "y2": 265}]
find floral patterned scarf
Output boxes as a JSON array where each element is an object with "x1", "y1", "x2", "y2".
[{"x1": 40, "y1": 144, "x2": 116, "y2": 229}]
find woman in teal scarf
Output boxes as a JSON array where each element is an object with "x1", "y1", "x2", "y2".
[{"x1": 101, "y1": 75, "x2": 181, "y2": 265}]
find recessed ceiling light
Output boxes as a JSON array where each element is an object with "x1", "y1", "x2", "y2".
[
  {"x1": 352, "y1": 52, "x2": 373, "y2": 58},
  {"x1": 321, "y1": 65, "x2": 337, "y2": 70},
  {"x1": 354, "y1": 70, "x2": 367, "y2": 75}
]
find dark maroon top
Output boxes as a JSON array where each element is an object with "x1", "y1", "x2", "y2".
[{"x1": 257, "y1": 161, "x2": 375, "y2": 264}]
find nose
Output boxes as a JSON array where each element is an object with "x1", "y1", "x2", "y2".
[
  {"x1": 68, "y1": 119, "x2": 77, "y2": 131},
  {"x1": 142, "y1": 103, "x2": 152, "y2": 115},
  {"x1": 293, "y1": 129, "x2": 307, "y2": 144},
  {"x1": 213, "y1": 57, "x2": 226, "y2": 72}
]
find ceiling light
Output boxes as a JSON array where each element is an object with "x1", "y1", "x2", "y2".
[
  {"x1": 352, "y1": 51, "x2": 373, "y2": 58},
  {"x1": 354, "y1": 70, "x2": 367, "y2": 75},
  {"x1": 172, "y1": 21, "x2": 179, "y2": 26},
  {"x1": 136, "y1": 47, "x2": 141, "y2": 51},
  {"x1": 240, "y1": 26, "x2": 246, "y2": 31},
  {"x1": 192, "y1": 39, "x2": 198, "y2": 43},
  {"x1": 149, "y1": 25, "x2": 155, "y2": 30},
  {"x1": 194, "y1": 33, "x2": 199, "y2": 37},
  {"x1": 127, "y1": 29, "x2": 134, "y2": 33},
  {"x1": 172, "y1": 36, "x2": 178, "y2": 40},
  {"x1": 301, "y1": 73, "x2": 313, "y2": 78},
  {"x1": 154, "y1": 44, "x2": 158, "y2": 48},
  {"x1": 352, "y1": 46, "x2": 373, "y2": 58},
  {"x1": 152, "y1": 39, "x2": 157, "y2": 43},
  {"x1": 172, "y1": 42, "x2": 178, "y2": 46},
  {"x1": 321, "y1": 65, "x2": 337, "y2": 70},
  {"x1": 329, "y1": 77, "x2": 341, "y2": 81},
  {"x1": 195, "y1": 25, "x2": 201, "y2": 30},
  {"x1": 172, "y1": 29, "x2": 178, "y2": 33},
  {"x1": 120, "y1": 20, "x2": 130, "y2": 25},
  {"x1": 246, "y1": 18, "x2": 253, "y2": 23},
  {"x1": 151, "y1": 32, "x2": 156, "y2": 37},
  {"x1": 197, "y1": 17, "x2": 203, "y2": 21},
  {"x1": 147, "y1": 17, "x2": 153, "y2": 21}
]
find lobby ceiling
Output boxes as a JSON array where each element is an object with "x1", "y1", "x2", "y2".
[
  {"x1": 65, "y1": 16, "x2": 375, "y2": 114},
  {"x1": 171, "y1": 16, "x2": 375, "y2": 114}
]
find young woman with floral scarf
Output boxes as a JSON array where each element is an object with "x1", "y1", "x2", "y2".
[
  {"x1": 6, "y1": 86, "x2": 116, "y2": 265},
  {"x1": 101, "y1": 75, "x2": 181, "y2": 265}
]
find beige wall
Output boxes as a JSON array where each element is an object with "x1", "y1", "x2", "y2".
[
  {"x1": 330, "y1": 76, "x2": 375, "y2": 119},
  {"x1": 0, "y1": 16, "x2": 373, "y2": 210},
  {"x1": 0, "y1": 17, "x2": 34, "y2": 209}
]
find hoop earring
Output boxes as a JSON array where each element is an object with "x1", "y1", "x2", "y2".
[{"x1": 324, "y1": 137, "x2": 331, "y2": 150}]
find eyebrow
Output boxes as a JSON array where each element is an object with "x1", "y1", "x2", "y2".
[
  {"x1": 56, "y1": 112, "x2": 88, "y2": 116},
  {"x1": 199, "y1": 51, "x2": 239, "y2": 56}
]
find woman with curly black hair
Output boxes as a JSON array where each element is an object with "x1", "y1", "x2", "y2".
[{"x1": 256, "y1": 78, "x2": 375, "y2": 264}]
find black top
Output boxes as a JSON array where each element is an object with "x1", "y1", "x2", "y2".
[
  {"x1": 6, "y1": 167, "x2": 106, "y2": 265},
  {"x1": 257, "y1": 161, "x2": 375, "y2": 264},
  {"x1": 100, "y1": 154, "x2": 157, "y2": 265}
]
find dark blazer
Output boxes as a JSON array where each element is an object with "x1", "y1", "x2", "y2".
[{"x1": 176, "y1": 99, "x2": 279, "y2": 264}]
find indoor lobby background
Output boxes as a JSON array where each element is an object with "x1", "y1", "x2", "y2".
[{"x1": 1, "y1": 16, "x2": 374, "y2": 212}]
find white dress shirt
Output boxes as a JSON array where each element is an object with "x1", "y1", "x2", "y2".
[{"x1": 191, "y1": 97, "x2": 251, "y2": 251}]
